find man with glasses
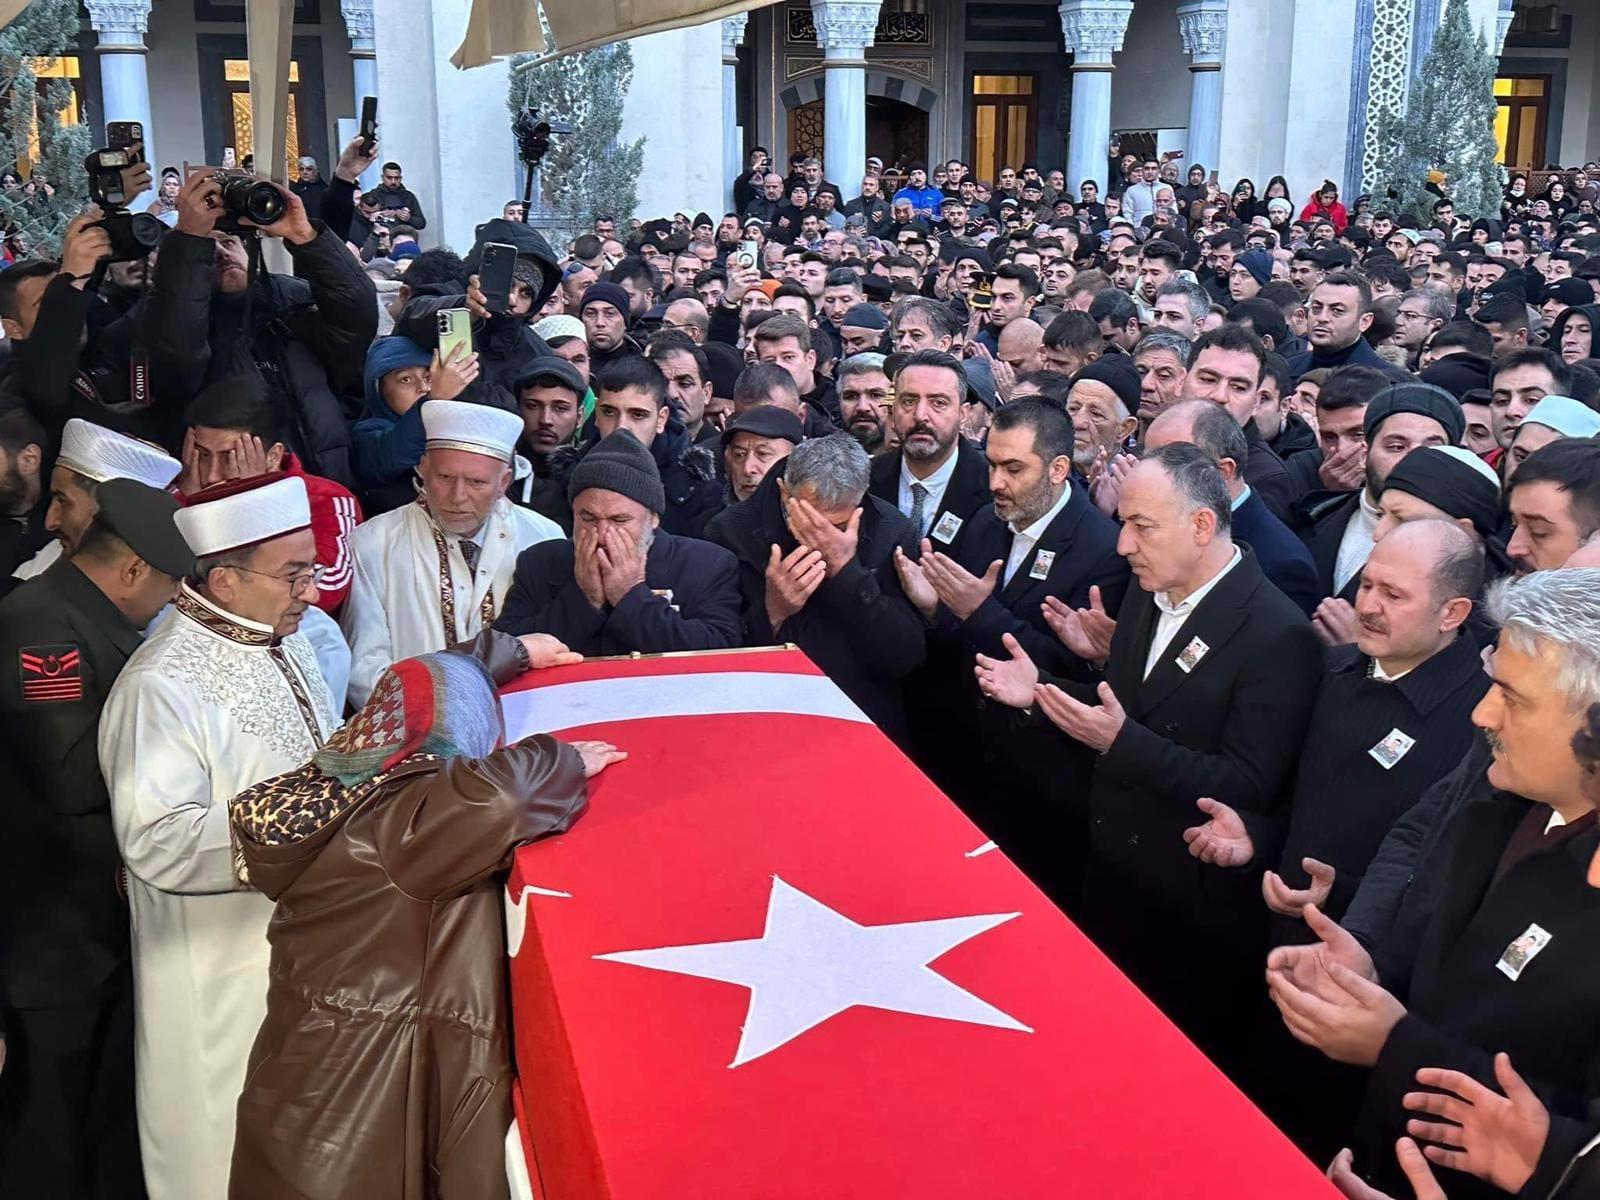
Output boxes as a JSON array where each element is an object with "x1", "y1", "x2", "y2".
[
  {"x1": 99, "y1": 473, "x2": 344, "y2": 1200},
  {"x1": 1394, "y1": 285, "x2": 1455, "y2": 371},
  {"x1": 342, "y1": 399, "x2": 564, "y2": 706}
]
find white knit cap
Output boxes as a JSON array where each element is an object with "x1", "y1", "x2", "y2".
[
  {"x1": 1523, "y1": 395, "x2": 1600, "y2": 439},
  {"x1": 422, "y1": 399, "x2": 522, "y2": 463},
  {"x1": 532, "y1": 314, "x2": 585, "y2": 345},
  {"x1": 57, "y1": 419, "x2": 181, "y2": 490},
  {"x1": 1430, "y1": 444, "x2": 1502, "y2": 487},
  {"x1": 174, "y1": 475, "x2": 311, "y2": 556}
]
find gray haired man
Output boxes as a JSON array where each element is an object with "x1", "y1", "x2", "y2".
[{"x1": 705, "y1": 432, "x2": 924, "y2": 741}]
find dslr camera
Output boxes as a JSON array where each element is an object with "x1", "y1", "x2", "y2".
[
  {"x1": 84, "y1": 121, "x2": 164, "y2": 264},
  {"x1": 204, "y1": 169, "x2": 286, "y2": 234}
]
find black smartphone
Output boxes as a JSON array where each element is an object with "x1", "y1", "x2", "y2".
[
  {"x1": 107, "y1": 121, "x2": 144, "y2": 160},
  {"x1": 478, "y1": 242, "x2": 518, "y2": 313},
  {"x1": 359, "y1": 96, "x2": 378, "y2": 153}
]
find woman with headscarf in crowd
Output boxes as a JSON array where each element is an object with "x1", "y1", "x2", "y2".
[
  {"x1": 1547, "y1": 178, "x2": 1576, "y2": 219},
  {"x1": 1503, "y1": 172, "x2": 1531, "y2": 221},
  {"x1": 1230, "y1": 177, "x2": 1264, "y2": 224},
  {"x1": 226, "y1": 631, "x2": 625, "y2": 1200}
]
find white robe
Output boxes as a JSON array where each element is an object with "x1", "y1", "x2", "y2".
[
  {"x1": 12, "y1": 536, "x2": 61, "y2": 580},
  {"x1": 341, "y1": 496, "x2": 563, "y2": 707},
  {"x1": 100, "y1": 585, "x2": 338, "y2": 1200}
]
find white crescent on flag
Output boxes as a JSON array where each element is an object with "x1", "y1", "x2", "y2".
[{"x1": 500, "y1": 670, "x2": 871, "y2": 740}]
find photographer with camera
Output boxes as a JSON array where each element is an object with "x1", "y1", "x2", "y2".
[
  {"x1": 138, "y1": 169, "x2": 377, "y2": 490},
  {"x1": 0, "y1": 210, "x2": 170, "y2": 447}
]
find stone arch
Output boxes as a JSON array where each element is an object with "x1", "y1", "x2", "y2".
[{"x1": 779, "y1": 67, "x2": 937, "y2": 113}]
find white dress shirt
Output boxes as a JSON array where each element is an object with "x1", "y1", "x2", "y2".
[
  {"x1": 1003, "y1": 485, "x2": 1073, "y2": 586},
  {"x1": 1143, "y1": 546, "x2": 1242, "y2": 679},
  {"x1": 898, "y1": 448, "x2": 961, "y2": 539},
  {"x1": 1333, "y1": 490, "x2": 1382, "y2": 593}
]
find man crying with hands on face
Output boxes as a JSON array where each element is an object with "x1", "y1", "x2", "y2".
[{"x1": 495, "y1": 429, "x2": 742, "y2": 656}]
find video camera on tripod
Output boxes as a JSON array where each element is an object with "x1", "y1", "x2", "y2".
[{"x1": 510, "y1": 108, "x2": 573, "y2": 223}]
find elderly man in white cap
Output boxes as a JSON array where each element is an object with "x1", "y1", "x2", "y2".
[
  {"x1": 341, "y1": 398, "x2": 564, "y2": 706},
  {"x1": 98, "y1": 472, "x2": 339, "y2": 1200},
  {"x1": 12, "y1": 418, "x2": 181, "y2": 582}
]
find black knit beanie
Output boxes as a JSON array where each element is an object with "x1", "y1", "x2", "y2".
[{"x1": 568, "y1": 430, "x2": 667, "y2": 515}]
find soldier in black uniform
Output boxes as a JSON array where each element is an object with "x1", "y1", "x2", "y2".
[{"x1": 0, "y1": 478, "x2": 193, "y2": 1199}]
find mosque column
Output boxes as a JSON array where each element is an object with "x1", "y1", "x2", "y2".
[
  {"x1": 341, "y1": 0, "x2": 380, "y2": 190},
  {"x1": 86, "y1": 0, "x2": 156, "y2": 173},
  {"x1": 811, "y1": 0, "x2": 881, "y2": 191},
  {"x1": 1177, "y1": 0, "x2": 1227, "y2": 174},
  {"x1": 1059, "y1": 0, "x2": 1134, "y2": 194},
  {"x1": 722, "y1": 14, "x2": 749, "y2": 211}
]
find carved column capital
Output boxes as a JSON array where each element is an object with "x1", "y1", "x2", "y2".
[
  {"x1": 811, "y1": 0, "x2": 883, "y2": 60},
  {"x1": 721, "y1": 13, "x2": 750, "y2": 61},
  {"x1": 1176, "y1": 0, "x2": 1228, "y2": 63},
  {"x1": 86, "y1": 0, "x2": 152, "y2": 50},
  {"x1": 1058, "y1": 0, "x2": 1134, "y2": 67}
]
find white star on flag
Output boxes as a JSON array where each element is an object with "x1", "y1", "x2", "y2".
[{"x1": 595, "y1": 876, "x2": 1033, "y2": 1067}]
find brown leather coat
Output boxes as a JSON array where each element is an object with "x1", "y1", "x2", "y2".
[{"x1": 228, "y1": 633, "x2": 586, "y2": 1199}]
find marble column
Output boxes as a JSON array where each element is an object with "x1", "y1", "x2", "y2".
[
  {"x1": 1058, "y1": 0, "x2": 1134, "y2": 195},
  {"x1": 1177, "y1": 0, "x2": 1226, "y2": 174},
  {"x1": 341, "y1": 0, "x2": 380, "y2": 190},
  {"x1": 811, "y1": 0, "x2": 881, "y2": 192},
  {"x1": 86, "y1": 0, "x2": 155, "y2": 176},
  {"x1": 722, "y1": 14, "x2": 749, "y2": 211}
]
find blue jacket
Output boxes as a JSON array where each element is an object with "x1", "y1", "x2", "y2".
[
  {"x1": 1231, "y1": 488, "x2": 1320, "y2": 615},
  {"x1": 352, "y1": 336, "x2": 432, "y2": 513},
  {"x1": 891, "y1": 184, "x2": 944, "y2": 215}
]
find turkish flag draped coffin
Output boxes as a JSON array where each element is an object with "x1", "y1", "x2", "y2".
[{"x1": 500, "y1": 648, "x2": 1334, "y2": 1199}]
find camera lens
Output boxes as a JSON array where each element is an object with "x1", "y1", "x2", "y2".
[
  {"x1": 127, "y1": 212, "x2": 165, "y2": 251},
  {"x1": 220, "y1": 175, "x2": 285, "y2": 225}
]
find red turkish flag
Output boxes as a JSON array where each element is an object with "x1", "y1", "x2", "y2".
[{"x1": 501, "y1": 649, "x2": 1334, "y2": 1199}]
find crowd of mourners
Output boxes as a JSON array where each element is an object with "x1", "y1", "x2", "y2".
[{"x1": 3, "y1": 126, "x2": 1600, "y2": 1200}]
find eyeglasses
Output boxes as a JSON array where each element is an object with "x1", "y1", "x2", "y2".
[{"x1": 229, "y1": 564, "x2": 326, "y2": 598}]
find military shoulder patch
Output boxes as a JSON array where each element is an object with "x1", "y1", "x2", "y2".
[{"x1": 19, "y1": 644, "x2": 83, "y2": 703}]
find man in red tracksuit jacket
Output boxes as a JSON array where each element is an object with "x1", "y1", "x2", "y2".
[{"x1": 176, "y1": 377, "x2": 363, "y2": 612}]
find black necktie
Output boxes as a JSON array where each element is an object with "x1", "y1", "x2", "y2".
[{"x1": 459, "y1": 539, "x2": 481, "y2": 575}]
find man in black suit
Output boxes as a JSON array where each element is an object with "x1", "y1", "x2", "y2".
[
  {"x1": 705, "y1": 434, "x2": 925, "y2": 744},
  {"x1": 495, "y1": 431, "x2": 743, "y2": 655},
  {"x1": 895, "y1": 397, "x2": 1127, "y2": 903},
  {"x1": 976, "y1": 444, "x2": 1322, "y2": 1070},
  {"x1": 1146, "y1": 399, "x2": 1320, "y2": 615},
  {"x1": 867, "y1": 349, "x2": 990, "y2": 557},
  {"x1": 1266, "y1": 570, "x2": 1600, "y2": 1200}
]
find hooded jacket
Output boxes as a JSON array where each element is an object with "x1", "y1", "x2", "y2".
[
  {"x1": 352, "y1": 336, "x2": 433, "y2": 514},
  {"x1": 529, "y1": 415, "x2": 722, "y2": 538},
  {"x1": 227, "y1": 631, "x2": 586, "y2": 1200},
  {"x1": 1549, "y1": 303, "x2": 1600, "y2": 365},
  {"x1": 393, "y1": 219, "x2": 562, "y2": 414}
]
